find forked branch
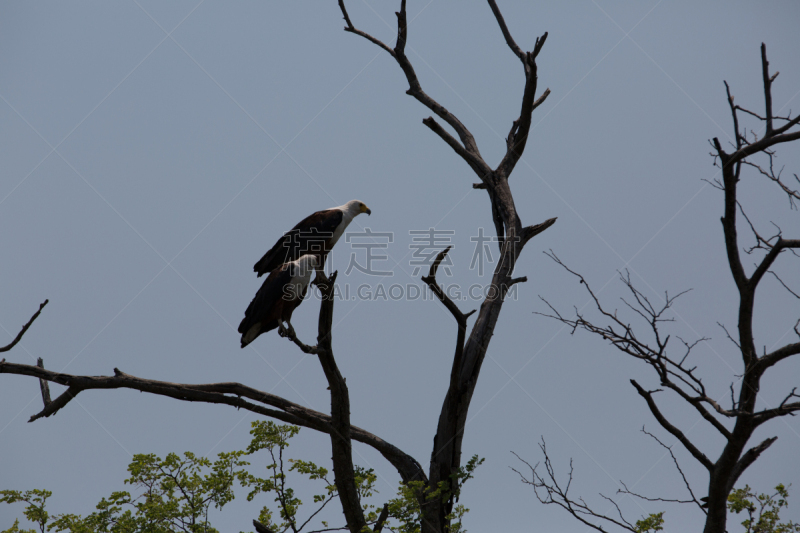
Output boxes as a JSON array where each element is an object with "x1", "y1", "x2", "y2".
[
  {"x1": 532, "y1": 43, "x2": 799, "y2": 533},
  {"x1": 337, "y1": 0, "x2": 491, "y2": 184},
  {"x1": 334, "y1": 4, "x2": 556, "y2": 531},
  {"x1": 421, "y1": 247, "x2": 475, "y2": 328},
  {"x1": 279, "y1": 325, "x2": 326, "y2": 355},
  {"x1": 714, "y1": 44, "x2": 800, "y2": 167},
  {"x1": 0, "y1": 359, "x2": 426, "y2": 486},
  {"x1": 512, "y1": 441, "x2": 638, "y2": 533},
  {"x1": 631, "y1": 380, "x2": 714, "y2": 471},
  {"x1": 621, "y1": 428, "x2": 705, "y2": 511},
  {"x1": 515, "y1": 430, "x2": 707, "y2": 533},
  {"x1": 522, "y1": 218, "x2": 558, "y2": 246}
]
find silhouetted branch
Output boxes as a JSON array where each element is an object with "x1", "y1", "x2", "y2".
[
  {"x1": 486, "y1": 0, "x2": 524, "y2": 60},
  {"x1": 714, "y1": 45, "x2": 800, "y2": 168},
  {"x1": 5, "y1": 5, "x2": 560, "y2": 533},
  {"x1": 512, "y1": 441, "x2": 638, "y2": 533},
  {"x1": 761, "y1": 43, "x2": 776, "y2": 135},
  {"x1": 750, "y1": 238, "x2": 800, "y2": 289},
  {"x1": 753, "y1": 388, "x2": 800, "y2": 425},
  {"x1": 717, "y1": 322, "x2": 741, "y2": 350},
  {"x1": 727, "y1": 436, "x2": 778, "y2": 493},
  {"x1": 334, "y1": 5, "x2": 555, "y2": 530},
  {"x1": 0, "y1": 359, "x2": 426, "y2": 486},
  {"x1": 770, "y1": 270, "x2": 800, "y2": 299},
  {"x1": 758, "y1": 338, "x2": 800, "y2": 372},
  {"x1": 631, "y1": 380, "x2": 714, "y2": 471},
  {"x1": 36, "y1": 357, "x2": 51, "y2": 407},
  {"x1": 538, "y1": 252, "x2": 736, "y2": 434},
  {"x1": 309, "y1": 270, "x2": 368, "y2": 533},
  {"x1": 737, "y1": 201, "x2": 781, "y2": 254},
  {"x1": 516, "y1": 428, "x2": 712, "y2": 533},
  {"x1": 0, "y1": 299, "x2": 48, "y2": 353},
  {"x1": 725, "y1": 81, "x2": 744, "y2": 150},
  {"x1": 534, "y1": 43, "x2": 799, "y2": 533},
  {"x1": 741, "y1": 157, "x2": 800, "y2": 209},
  {"x1": 279, "y1": 323, "x2": 326, "y2": 355},
  {"x1": 421, "y1": 247, "x2": 474, "y2": 327},
  {"x1": 626, "y1": 428, "x2": 706, "y2": 512},
  {"x1": 337, "y1": 0, "x2": 492, "y2": 185},
  {"x1": 373, "y1": 504, "x2": 390, "y2": 533},
  {"x1": 521, "y1": 218, "x2": 557, "y2": 246},
  {"x1": 337, "y1": 0, "x2": 394, "y2": 56},
  {"x1": 421, "y1": 117, "x2": 489, "y2": 179}
]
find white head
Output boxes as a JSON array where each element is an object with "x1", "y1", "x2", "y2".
[
  {"x1": 342, "y1": 199, "x2": 371, "y2": 217},
  {"x1": 286, "y1": 254, "x2": 320, "y2": 283},
  {"x1": 283, "y1": 255, "x2": 318, "y2": 303},
  {"x1": 295, "y1": 254, "x2": 319, "y2": 270}
]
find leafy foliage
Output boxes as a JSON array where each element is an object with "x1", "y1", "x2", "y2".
[
  {"x1": 384, "y1": 455, "x2": 483, "y2": 533},
  {"x1": 628, "y1": 484, "x2": 800, "y2": 533},
  {"x1": 0, "y1": 490, "x2": 51, "y2": 533},
  {"x1": 238, "y1": 420, "x2": 381, "y2": 532},
  {"x1": 4, "y1": 450, "x2": 249, "y2": 533},
  {"x1": 634, "y1": 512, "x2": 664, "y2": 533},
  {"x1": 728, "y1": 485, "x2": 800, "y2": 533},
  {"x1": 3, "y1": 423, "x2": 480, "y2": 533}
]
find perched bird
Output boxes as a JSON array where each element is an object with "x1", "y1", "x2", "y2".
[
  {"x1": 253, "y1": 200, "x2": 371, "y2": 276},
  {"x1": 239, "y1": 254, "x2": 319, "y2": 348}
]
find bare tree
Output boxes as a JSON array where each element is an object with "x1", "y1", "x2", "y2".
[
  {"x1": 1, "y1": 3, "x2": 555, "y2": 533},
  {"x1": 524, "y1": 44, "x2": 800, "y2": 533}
]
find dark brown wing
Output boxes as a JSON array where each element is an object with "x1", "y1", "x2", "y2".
[
  {"x1": 238, "y1": 264, "x2": 292, "y2": 346},
  {"x1": 254, "y1": 209, "x2": 343, "y2": 276}
]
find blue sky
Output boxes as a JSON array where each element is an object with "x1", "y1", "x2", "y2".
[{"x1": 2, "y1": 1, "x2": 800, "y2": 531}]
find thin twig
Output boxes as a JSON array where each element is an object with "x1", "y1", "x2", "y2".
[{"x1": 0, "y1": 299, "x2": 48, "y2": 353}]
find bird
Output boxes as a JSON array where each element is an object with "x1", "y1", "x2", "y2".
[
  {"x1": 238, "y1": 254, "x2": 319, "y2": 348},
  {"x1": 253, "y1": 200, "x2": 371, "y2": 277}
]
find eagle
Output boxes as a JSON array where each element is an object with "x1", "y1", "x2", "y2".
[
  {"x1": 253, "y1": 200, "x2": 371, "y2": 276},
  {"x1": 239, "y1": 254, "x2": 320, "y2": 348}
]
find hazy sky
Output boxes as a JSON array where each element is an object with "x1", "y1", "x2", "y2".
[{"x1": 2, "y1": 2, "x2": 800, "y2": 532}]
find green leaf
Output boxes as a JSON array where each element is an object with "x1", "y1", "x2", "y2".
[{"x1": 634, "y1": 512, "x2": 664, "y2": 533}]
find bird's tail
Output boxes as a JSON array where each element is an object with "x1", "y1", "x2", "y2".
[
  {"x1": 240, "y1": 325, "x2": 260, "y2": 348},
  {"x1": 240, "y1": 321, "x2": 279, "y2": 348}
]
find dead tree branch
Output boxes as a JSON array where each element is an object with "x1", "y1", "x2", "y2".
[
  {"x1": 337, "y1": 0, "x2": 492, "y2": 185},
  {"x1": 511, "y1": 441, "x2": 638, "y2": 533},
  {"x1": 309, "y1": 271, "x2": 368, "y2": 533},
  {"x1": 0, "y1": 359, "x2": 426, "y2": 488},
  {"x1": 3, "y1": 4, "x2": 558, "y2": 533},
  {"x1": 36, "y1": 357, "x2": 51, "y2": 407},
  {"x1": 336, "y1": 2, "x2": 556, "y2": 531},
  {"x1": 0, "y1": 299, "x2": 48, "y2": 353},
  {"x1": 515, "y1": 429, "x2": 709, "y2": 533},
  {"x1": 631, "y1": 381, "x2": 714, "y2": 471},
  {"x1": 618, "y1": 428, "x2": 705, "y2": 511},
  {"x1": 531, "y1": 44, "x2": 800, "y2": 533}
]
